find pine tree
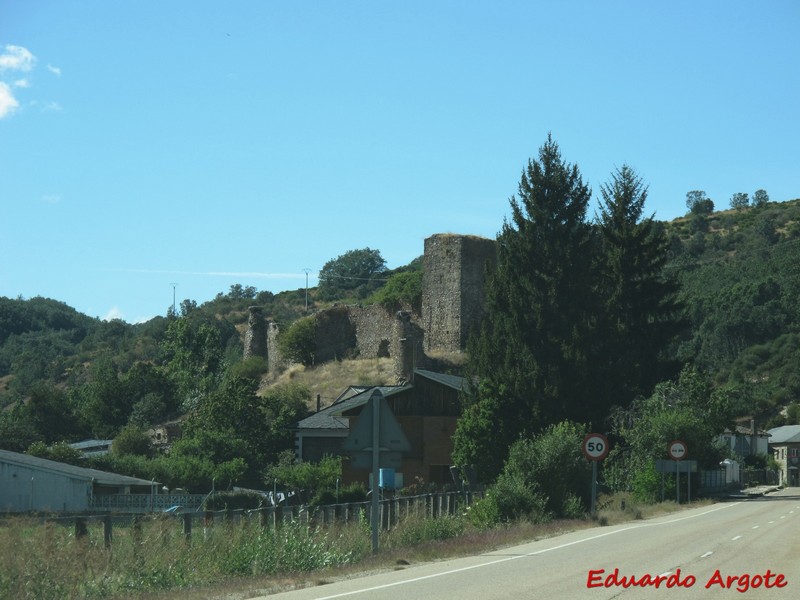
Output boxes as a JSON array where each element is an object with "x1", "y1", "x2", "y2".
[
  {"x1": 453, "y1": 136, "x2": 596, "y2": 480},
  {"x1": 595, "y1": 165, "x2": 684, "y2": 410}
]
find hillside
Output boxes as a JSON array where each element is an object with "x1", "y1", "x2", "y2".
[{"x1": 2, "y1": 198, "x2": 800, "y2": 451}]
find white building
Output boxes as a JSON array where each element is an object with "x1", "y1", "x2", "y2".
[{"x1": 0, "y1": 449, "x2": 158, "y2": 513}]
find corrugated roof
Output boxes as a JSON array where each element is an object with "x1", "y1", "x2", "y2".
[
  {"x1": 0, "y1": 449, "x2": 159, "y2": 487},
  {"x1": 767, "y1": 425, "x2": 800, "y2": 444}
]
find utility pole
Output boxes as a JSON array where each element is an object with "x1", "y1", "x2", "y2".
[
  {"x1": 302, "y1": 268, "x2": 311, "y2": 312},
  {"x1": 170, "y1": 283, "x2": 177, "y2": 314}
]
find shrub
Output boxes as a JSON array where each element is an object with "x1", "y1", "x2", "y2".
[
  {"x1": 229, "y1": 356, "x2": 269, "y2": 381},
  {"x1": 469, "y1": 471, "x2": 549, "y2": 528},
  {"x1": 389, "y1": 514, "x2": 465, "y2": 547},
  {"x1": 277, "y1": 316, "x2": 316, "y2": 366}
]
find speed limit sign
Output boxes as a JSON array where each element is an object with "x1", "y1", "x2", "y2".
[{"x1": 582, "y1": 433, "x2": 609, "y2": 461}]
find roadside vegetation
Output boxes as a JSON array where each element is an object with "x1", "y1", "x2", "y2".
[{"x1": 0, "y1": 492, "x2": 706, "y2": 600}]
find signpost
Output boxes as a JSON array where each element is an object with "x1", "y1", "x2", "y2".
[
  {"x1": 342, "y1": 389, "x2": 410, "y2": 553},
  {"x1": 582, "y1": 433, "x2": 609, "y2": 516},
  {"x1": 667, "y1": 440, "x2": 689, "y2": 503}
]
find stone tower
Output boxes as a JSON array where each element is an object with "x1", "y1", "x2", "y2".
[
  {"x1": 243, "y1": 306, "x2": 267, "y2": 359},
  {"x1": 422, "y1": 234, "x2": 496, "y2": 354}
]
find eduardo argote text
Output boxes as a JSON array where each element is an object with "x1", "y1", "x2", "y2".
[{"x1": 587, "y1": 568, "x2": 787, "y2": 593}]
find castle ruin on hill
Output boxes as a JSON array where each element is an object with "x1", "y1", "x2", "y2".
[{"x1": 243, "y1": 233, "x2": 497, "y2": 381}]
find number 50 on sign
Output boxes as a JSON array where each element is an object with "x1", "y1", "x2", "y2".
[{"x1": 582, "y1": 433, "x2": 609, "y2": 461}]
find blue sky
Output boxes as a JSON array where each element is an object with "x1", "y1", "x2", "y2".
[{"x1": 2, "y1": 1, "x2": 798, "y2": 323}]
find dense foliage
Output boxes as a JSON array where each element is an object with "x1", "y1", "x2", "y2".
[
  {"x1": 453, "y1": 140, "x2": 684, "y2": 481},
  {"x1": 317, "y1": 247, "x2": 388, "y2": 300},
  {"x1": 1, "y1": 155, "x2": 798, "y2": 496}
]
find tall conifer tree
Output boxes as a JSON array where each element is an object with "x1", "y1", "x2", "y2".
[
  {"x1": 453, "y1": 136, "x2": 596, "y2": 480},
  {"x1": 595, "y1": 165, "x2": 684, "y2": 409}
]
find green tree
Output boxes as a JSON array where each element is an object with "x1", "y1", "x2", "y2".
[
  {"x1": 277, "y1": 316, "x2": 316, "y2": 366},
  {"x1": 73, "y1": 358, "x2": 130, "y2": 438},
  {"x1": 595, "y1": 165, "x2": 685, "y2": 411},
  {"x1": 752, "y1": 189, "x2": 769, "y2": 208},
  {"x1": 161, "y1": 317, "x2": 226, "y2": 409},
  {"x1": 317, "y1": 248, "x2": 387, "y2": 300},
  {"x1": 23, "y1": 383, "x2": 83, "y2": 443},
  {"x1": 607, "y1": 367, "x2": 732, "y2": 501},
  {"x1": 368, "y1": 270, "x2": 423, "y2": 312},
  {"x1": 27, "y1": 441, "x2": 84, "y2": 465},
  {"x1": 112, "y1": 425, "x2": 153, "y2": 457},
  {"x1": 729, "y1": 192, "x2": 750, "y2": 211},
  {"x1": 266, "y1": 452, "x2": 342, "y2": 505},
  {"x1": 453, "y1": 135, "x2": 596, "y2": 481},
  {"x1": 686, "y1": 190, "x2": 714, "y2": 215}
]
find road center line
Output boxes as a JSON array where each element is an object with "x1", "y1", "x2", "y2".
[
  {"x1": 700, "y1": 551, "x2": 713, "y2": 558},
  {"x1": 731, "y1": 535, "x2": 742, "y2": 541}
]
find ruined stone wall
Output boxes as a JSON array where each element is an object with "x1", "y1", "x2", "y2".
[
  {"x1": 263, "y1": 304, "x2": 420, "y2": 374},
  {"x1": 313, "y1": 305, "x2": 357, "y2": 363},
  {"x1": 266, "y1": 320, "x2": 287, "y2": 375},
  {"x1": 251, "y1": 231, "x2": 495, "y2": 373},
  {"x1": 243, "y1": 306, "x2": 267, "y2": 359},
  {"x1": 422, "y1": 234, "x2": 496, "y2": 354}
]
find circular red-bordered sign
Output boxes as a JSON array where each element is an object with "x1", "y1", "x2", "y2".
[
  {"x1": 668, "y1": 439, "x2": 688, "y2": 461},
  {"x1": 582, "y1": 433, "x2": 609, "y2": 461}
]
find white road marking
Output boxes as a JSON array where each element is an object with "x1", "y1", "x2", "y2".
[
  {"x1": 731, "y1": 535, "x2": 742, "y2": 541},
  {"x1": 311, "y1": 503, "x2": 742, "y2": 600},
  {"x1": 700, "y1": 551, "x2": 713, "y2": 558}
]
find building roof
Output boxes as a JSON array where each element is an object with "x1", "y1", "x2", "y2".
[
  {"x1": 296, "y1": 369, "x2": 466, "y2": 432},
  {"x1": 414, "y1": 368, "x2": 466, "y2": 391},
  {"x1": 767, "y1": 425, "x2": 800, "y2": 444},
  {"x1": 0, "y1": 449, "x2": 159, "y2": 487},
  {"x1": 297, "y1": 386, "x2": 407, "y2": 431}
]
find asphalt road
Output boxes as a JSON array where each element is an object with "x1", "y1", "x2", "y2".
[{"x1": 259, "y1": 488, "x2": 800, "y2": 600}]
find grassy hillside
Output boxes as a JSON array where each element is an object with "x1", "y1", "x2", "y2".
[{"x1": 2, "y1": 198, "x2": 800, "y2": 448}]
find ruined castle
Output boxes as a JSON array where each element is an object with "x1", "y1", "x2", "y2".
[{"x1": 243, "y1": 233, "x2": 497, "y2": 381}]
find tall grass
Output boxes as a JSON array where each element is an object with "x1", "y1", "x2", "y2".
[
  {"x1": 0, "y1": 493, "x2": 705, "y2": 599},
  {"x1": 0, "y1": 516, "x2": 370, "y2": 600}
]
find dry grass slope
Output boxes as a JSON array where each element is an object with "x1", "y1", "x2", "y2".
[{"x1": 260, "y1": 358, "x2": 397, "y2": 411}]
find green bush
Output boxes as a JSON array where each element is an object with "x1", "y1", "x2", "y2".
[
  {"x1": 277, "y1": 316, "x2": 316, "y2": 366},
  {"x1": 630, "y1": 462, "x2": 673, "y2": 504},
  {"x1": 205, "y1": 490, "x2": 266, "y2": 511},
  {"x1": 389, "y1": 514, "x2": 465, "y2": 547},
  {"x1": 229, "y1": 356, "x2": 269, "y2": 381},
  {"x1": 469, "y1": 471, "x2": 549, "y2": 528}
]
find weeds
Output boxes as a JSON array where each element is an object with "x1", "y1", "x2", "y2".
[{"x1": 0, "y1": 492, "x2": 711, "y2": 599}]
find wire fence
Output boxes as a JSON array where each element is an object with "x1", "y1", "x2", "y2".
[{"x1": 19, "y1": 491, "x2": 482, "y2": 549}]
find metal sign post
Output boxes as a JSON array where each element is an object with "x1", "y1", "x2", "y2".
[
  {"x1": 667, "y1": 441, "x2": 689, "y2": 504},
  {"x1": 370, "y1": 392, "x2": 379, "y2": 554},
  {"x1": 581, "y1": 433, "x2": 609, "y2": 517},
  {"x1": 342, "y1": 389, "x2": 411, "y2": 554}
]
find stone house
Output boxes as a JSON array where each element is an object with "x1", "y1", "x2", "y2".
[
  {"x1": 767, "y1": 425, "x2": 800, "y2": 486},
  {"x1": 716, "y1": 422, "x2": 770, "y2": 459},
  {"x1": 294, "y1": 369, "x2": 465, "y2": 487}
]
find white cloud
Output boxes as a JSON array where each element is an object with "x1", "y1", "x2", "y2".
[
  {"x1": 109, "y1": 268, "x2": 308, "y2": 279},
  {"x1": 42, "y1": 194, "x2": 61, "y2": 204},
  {"x1": 13, "y1": 78, "x2": 30, "y2": 88},
  {"x1": 102, "y1": 306, "x2": 125, "y2": 322},
  {"x1": 0, "y1": 82, "x2": 19, "y2": 118},
  {"x1": 0, "y1": 45, "x2": 36, "y2": 72},
  {"x1": 47, "y1": 64, "x2": 61, "y2": 77}
]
